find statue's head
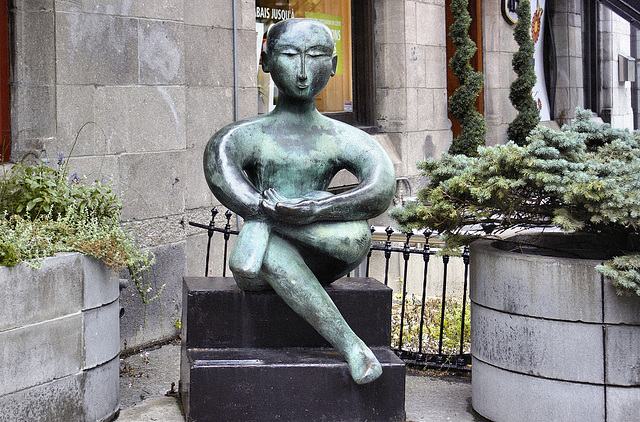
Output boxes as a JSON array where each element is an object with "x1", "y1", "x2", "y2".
[{"x1": 261, "y1": 18, "x2": 338, "y2": 101}]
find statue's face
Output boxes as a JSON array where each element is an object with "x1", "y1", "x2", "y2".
[{"x1": 264, "y1": 20, "x2": 337, "y2": 101}]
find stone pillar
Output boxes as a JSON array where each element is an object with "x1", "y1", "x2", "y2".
[{"x1": 550, "y1": 0, "x2": 584, "y2": 125}]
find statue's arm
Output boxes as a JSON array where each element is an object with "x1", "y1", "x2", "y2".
[
  {"x1": 203, "y1": 130, "x2": 263, "y2": 219},
  {"x1": 264, "y1": 133, "x2": 396, "y2": 223}
]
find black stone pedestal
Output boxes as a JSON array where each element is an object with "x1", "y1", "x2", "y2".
[{"x1": 180, "y1": 277, "x2": 406, "y2": 422}]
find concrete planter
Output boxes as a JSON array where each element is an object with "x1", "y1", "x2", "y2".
[
  {"x1": 0, "y1": 253, "x2": 120, "y2": 422},
  {"x1": 470, "y1": 234, "x2": 640, "y2": 422}
]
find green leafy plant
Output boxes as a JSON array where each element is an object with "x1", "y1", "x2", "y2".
[
  {"x1": 508, "y1": 0, "x2": 540, "y2": 145},
  {"x1": 392, "y1": 293, "x2": 470, "y2": 356},
  {"x1": 447, "y1": 0, "x2": 486, "y2": 156},
  {"x1": 0, "y1": 152, "x2": 162, "y2": 304},
  {"x1": 390, "y1": 108, "x2": 640, "y2": 296}
]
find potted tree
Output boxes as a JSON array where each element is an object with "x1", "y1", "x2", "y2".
[
  {"x1": 0, "y1": 152, "x2": 157, "y2": 421},
  {"x1": 390, "y1": 108, "x2": 640, "y2": 421}
]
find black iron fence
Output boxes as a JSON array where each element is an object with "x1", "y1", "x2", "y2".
[{"x1": 190, "y1": 208, "x2": 471, "y2": 371}]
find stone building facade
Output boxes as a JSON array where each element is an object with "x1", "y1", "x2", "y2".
[{"x1": 2, "y1": 0, "x2": 639, "y2": 349}]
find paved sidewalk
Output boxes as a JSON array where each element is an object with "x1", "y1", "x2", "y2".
[{"x1": 117, "y1": 343, "x2": 480, "y2": 421}]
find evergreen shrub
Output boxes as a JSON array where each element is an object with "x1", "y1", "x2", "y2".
[
  {"x1": 507, "y1": 0, "x2": 540, "y2": 145},
  {"x1": 390, "y1": 108, "x2": 640, "y2": 296},
  {"x1": 447, "y1": 0, "x2": 486, "y2": 156}
]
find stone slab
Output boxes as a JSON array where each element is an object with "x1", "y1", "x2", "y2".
[
  {"x1": 82, "y1": 254, "x2": 119, "y2": 310},
  {"x1": 83, "y1": 355, "x2": 120, "y2": 422},
  {"x1": 84, "y1": 298, "x2": 120, "y2": 369},
  {"x1": 471, "y1": 302, "x2": 604, "y2": 384},
  {"x1": 605, "y1": 324, "x2": 640, "y2": 386},
  {"x1": 181, "y1": 347, "x2": 405, "y2": 422},
  {"x1": 472, "y1": 358, "x2": 605, "y2": 422},
  {"x1": 0, "y1": 313, "x2": 83, "y2": 396},
  {"x1": 470, "y1": 238, "x2": 604, "y2": 323},
  {"x1": 120, "y1": 242, "x2": 185, "y2": 353},
  {"x1": 0, "y1": 252, "x2": 83, "y2": 332},
  {"x1": 607, "y1": 385, "x2": 640, "y2": 421},
  {"x1": 182, "y1": 277, "x2": 392, "y2": 349},
  {"x1": 0, "y1": 372, "x2": 84, "y2": 422}
]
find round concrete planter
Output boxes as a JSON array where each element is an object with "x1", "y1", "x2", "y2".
[
  {"x1": 0, "y1": 253, "x2": 120, "y2": 422},
  {"x1": 470, "y1": 234, "x2": 640, "y2": 422}
]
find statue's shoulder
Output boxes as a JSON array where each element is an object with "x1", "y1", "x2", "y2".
[
  {"x1": 326, "y1": 117, "x2": 379, "y2": 146},
  {"x1": 209, "y1": 115, "x2": 267, "y2": 144}
]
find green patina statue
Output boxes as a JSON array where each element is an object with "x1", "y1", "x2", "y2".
[{"x1": 203, "y1": 18, "x2": 396, "y2": 384}]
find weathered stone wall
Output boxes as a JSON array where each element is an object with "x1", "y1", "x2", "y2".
[
  {"x1": 481, "y1": 0, "x2": 519, "y2": 146},
  {"x1": 373, "y1": 0, "x2": 451, "y2": 189},
  {"x1": 0, "y1": 253, "x2": 120, "y2": 421},
  {"x1": 9, "y1": 0, "x2": 257, "y2": 349}
]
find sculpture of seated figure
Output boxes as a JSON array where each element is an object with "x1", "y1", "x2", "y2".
[{"x1": 203, "y1": 18, "x2": 396, "y2": 385}]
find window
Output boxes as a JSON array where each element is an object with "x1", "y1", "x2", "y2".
[
  {"x1": 1, "y1": 0, "x2": 10, "y2": 162},
  {"x1": 255, "y1": 0, "x2": 375, "y2": 130}
]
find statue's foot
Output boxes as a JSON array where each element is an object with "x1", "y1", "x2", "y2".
[{"x1": 346, "y1": 344, "x2": 382, "y2": 385}]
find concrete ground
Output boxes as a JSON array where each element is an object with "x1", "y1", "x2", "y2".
[{"x1": 117, "y1": 343, "x2": 483, "y2": 422}]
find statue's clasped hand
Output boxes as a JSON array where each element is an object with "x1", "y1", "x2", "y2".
[{"x1": 260, "y1": 188, "x2": 319, "y2": 225}]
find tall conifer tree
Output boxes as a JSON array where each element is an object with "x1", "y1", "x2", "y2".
[
  {"x1": 447, "y1": 0, "x2": 486, "y2": 156},
  {"x1": 508, "y1": 0, "x2": 540, "y2": 145}
]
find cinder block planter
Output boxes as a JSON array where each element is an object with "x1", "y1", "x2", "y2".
[
  {"x1": 0, "y1": 253, "x2": 120, "y2": 422},
  {"x1": 470, "y1": 235, "x2": 640, "y2": 422}
]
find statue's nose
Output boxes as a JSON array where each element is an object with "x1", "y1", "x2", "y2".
[{"x1": 298, "y1": 55, "x2": 307, "y2": 81}]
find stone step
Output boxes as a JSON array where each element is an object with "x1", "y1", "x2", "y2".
[
  {"x1": 182, "y1": 277, "x2": 393, "y2": 349},
  {"x1": 180, "y1": 346, "x2": 406, "y2": 422}
]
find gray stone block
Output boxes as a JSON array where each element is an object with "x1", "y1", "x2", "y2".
[
  {"x1": 120, "y1": 242, "x2": 185, "y2": 352},
  {"x1": 139, "y1": 20, "x2": 185, "y2": 85},
  {"x1": 55, "y1": 85, "x2": 99, "y2": 156},
  {"x1": 607, "y1": 385, "x2": 640, "y2": 421},
  {"x1": 185, "y1": 86, "x2": 234, "y2": 150},
  {"x1": 472, "y1": 358, "x2": 605, "y2": 422},
  {"x1": 118, "y1": 151, "x2": 187, "y2": 220},
  {"x1": 55, "y1": 12, "x2": 138, "y2": 85},
  {"x1": 84, "y1": 299, "x2": 120, "y2": 369},
  {"x1": 95, "y1": 86, "x2": 186, "y2": 155},
  {"x1": 471, "y1": 302, "x2": 604, "y2": 384},
  {"x1": 185, "y1": 26, "x2": 234, "y2": 87},
  {"x1": 606, "y1": 325, "x2": 640, "y2": 386},
  {"x1": 0, "y1": 313, "x2": 83, "y2": 396},
  {"x1": 416, "y1": 3, "x2": 446, "y2": 46},
  {"x1": 82, "y1": 254, "x2": 119, "y2": 310},
  {"x1": 12, "y1": 9, "x2": 55, "y2": 85},
  {"x1": 83, "y1": 355, "x2": 120, "y2": 422},
  {"x1": 470, "y1": 239, "x2": 604, "y2": 323},
  {"x1": 0, "y1": 253, "x2": 83, "y2": 332},
  {"x1": 0, "y1": 373, "x2": 84, "y2": 422},
  {"x1": 237, "y1": 29, "x2": 259, "y2": 88},
  {"x1": 184, "y1": 0, "x2": 233, "y2": 28},
  {"x1": 11, "y1": 84, "x2": 57, "y2": 146},
  {"x1": 185, "y1": 148, "x2": 215, "y2": 210},
  {"x1": 603, "y1": 281, "x2": 640, "y2": 324}
]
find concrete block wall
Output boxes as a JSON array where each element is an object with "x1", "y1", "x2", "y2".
[
  {"x1": 374, "y1": 0, "x2": 452, "y2": 185},
  {"x1": 9, "y1": 0, "x2": 257, "y2": 350},
  {"x1": 0, "y1": 253, "x2": 120, "y2": 422}
]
